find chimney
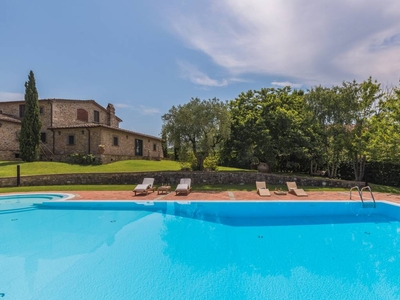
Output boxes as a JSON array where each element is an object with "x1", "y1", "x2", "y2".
[{"x1": 107, "y1": 103, "x2": 115, "y2": 126}]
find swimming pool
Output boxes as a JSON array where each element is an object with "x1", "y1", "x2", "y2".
[
  {"x1": 0, "y1": 193, "x2": 73, "y2": 212},
  {"x1": 2, "y1": 197, "x2": 400, "y2": 299}
]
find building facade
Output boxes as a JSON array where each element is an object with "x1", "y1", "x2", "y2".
[{"x1": 0, "y1": 99, "x2": 163, "y2": 163}]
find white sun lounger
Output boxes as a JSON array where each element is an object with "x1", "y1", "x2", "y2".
[
  {"x1": 175, "y1": 178, "x2": 192, "y2": 195},
  {"x1": 133, "y1": 178, "x2": 155, "y2": 195}
]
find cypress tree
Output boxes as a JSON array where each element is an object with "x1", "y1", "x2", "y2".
[{"x1": 19, "y1": 70, "x2": 42, "y2": 161}]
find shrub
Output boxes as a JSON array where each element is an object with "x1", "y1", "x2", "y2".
[
  {"x1": 179, "y1": 148, "x2": 197, "y2": 170},
  {"x1": 204, "y1": 155, "x2": 219, "y2": 171},
  {"x1": 179, "y1": 161, "x2": 192, "y2": 171},
  {"x1": 69, "y1": 153, "x2": 99, "y2": 165}
]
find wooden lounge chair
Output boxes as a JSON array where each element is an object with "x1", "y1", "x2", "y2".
[
  {"x1": 175, "y1": 178, "x2": 191, "y2": 195},
  {"x1": 286, "y1": 181, "x2": 308, "y2": 197},
  {"x1": 133, "y1": 178, "x2": 155, "y2": 195},
  {"x1": 256, "y1": 181, "x2": 271, "y2": 197}
]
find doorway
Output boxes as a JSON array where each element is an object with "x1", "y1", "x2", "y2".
[{"x1": 135, "y1": 139, "x2": 143, "y2": 156}]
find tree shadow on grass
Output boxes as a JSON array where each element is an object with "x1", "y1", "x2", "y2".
[{"x1": 0, "y1": 161, "x2": 22, "y2": 167}]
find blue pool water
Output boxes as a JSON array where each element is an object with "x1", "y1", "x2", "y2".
[
  {"x1": 0, "y1": 193, "x2": 72, "y2": 212},
  {"x1": 1, "y1": 197, "x2": 400, "y2": 299}
]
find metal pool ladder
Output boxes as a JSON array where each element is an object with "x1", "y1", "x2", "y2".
[{"x1": 350, "y1": 186, "x2": 376, "y2": 208}]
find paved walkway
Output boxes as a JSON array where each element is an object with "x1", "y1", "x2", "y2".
[{"x1": 63, "y1": 190, "x2": 400, "y2": 204}]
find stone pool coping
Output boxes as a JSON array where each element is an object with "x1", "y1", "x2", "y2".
[{"x1": 41, "y1": 190, "x2": 400, "y2": 205}]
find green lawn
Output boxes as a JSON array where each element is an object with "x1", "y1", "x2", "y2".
[
  {"x1": 0, "y1": 160, "x2": 398, "y2": 194},
  {"x1": 0, "y1": 160, "x2": 247, "y2": 177}
]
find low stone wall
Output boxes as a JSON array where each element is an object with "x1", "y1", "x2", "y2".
[{"x1": 0, "y1": 171, "x2": 364, "y2": 188}]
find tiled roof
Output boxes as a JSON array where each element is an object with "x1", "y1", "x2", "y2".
[
  {"x1": 0, "y1": 114, "x2": 21, "y2": 123},
  {"x1": 0, "y1": 98, "x2": 123, "y2": 122},
  {"x1": 49, "y1": 123, "x2": 162, "y2": 141},
  {"x1": 0, "y1": 98, "x2": 95, "y2": 104}
]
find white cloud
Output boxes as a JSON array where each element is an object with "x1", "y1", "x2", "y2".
[
  {"x1": 271, "y1": 81, "x2": 302, "y2": 88},
  {"x1": 177, "y1": 60, "x2": 228, "y2": 87},
  {"x1": 139, "y1": 105, "x2": 160, "y2": 115},
  {"x1": 114, "y1": 103, "x2": 131, "y2": 108},
  {"x1": 169, "y1": 0, "x2": 400, "y2": 86},
  {"x1": 115, "y1": 103, "x2": 160, "y2": 115},
  {"x1": 0, "y1": 92, "x2": 24, "y2": 101}
]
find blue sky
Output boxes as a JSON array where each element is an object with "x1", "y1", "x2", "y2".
[{"x1": 1, "y1": 0, "x2": 400, "y2": 137}]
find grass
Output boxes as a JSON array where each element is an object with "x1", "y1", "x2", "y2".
[
  {"x1": 0, "y1": 183, "x2": 398, "y2": 194},
  {"x1": 0, "y1": 160, "x2": 398, "y2": 194},
  {"x1": 0, "y1": 160, "x2": 247, "y2": 177},
  {"x1": 368, "y1": 183, "x2": 400, "y2": 194},
  {"x1": 0, "y1": 185, "x2": 134, "y2": 193}
]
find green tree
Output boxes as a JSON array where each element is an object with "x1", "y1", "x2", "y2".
[
  {"x1": 305, "y1": 85, "x2": 351, "y2": 178},
  {"x1": 19, "y1": 70, "x2": 42, "y2": 162},
  {"x1": 367, "y1": 86, "x2": 400, "y2": 163},
  {"x1": 162, "y1": 98, "x2": 231, "y2": 170},
  {"x1": 345, "y1": 78, "x2": 382, "y2": 181},
  {"x1": 306, "y1": 78, "x2": 382, "y2": 180},
  {"x1": 223, "y1": 87, "x2": 316, "y2": 172},
  {"x1": 161, "y1": 130, "x2": 169, "y2": 158},
  {"x1": 221, "y1": 89, "x2": 267, "y2": 169}
]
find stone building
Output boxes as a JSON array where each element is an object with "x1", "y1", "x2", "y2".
[{"x1": 0, "y1": 99, "x2": 163, "y2": 163}]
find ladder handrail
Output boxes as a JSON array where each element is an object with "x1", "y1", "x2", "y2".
[
  {"x1": 350, "y1": 186, "x2": 363, "y2": 202},
  {"x1": 361, "y1": 186, "x2": 376, "y2": 208},
  {"x1": 350, "y1": 185, "x2": 376, "y2": 208}
]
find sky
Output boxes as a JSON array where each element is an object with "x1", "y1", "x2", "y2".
[{"x1": 1, "y1": 0, "x2": 400, "y2": 137}]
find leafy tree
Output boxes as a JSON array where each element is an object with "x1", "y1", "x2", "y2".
[
  {"x1": 162, "y1": 98, "x2": 231, "y2": 170},
  {"x1": 305, "y1": 86, "x2": 347, "y2": 177},
  {"x1": 367, "y1": 85, "x2": 400, "y2": 163},
  {"x1": 306, "y1": 78, "x2": 382, "y2": 180},
  {"x1": 19, "y1": 70, "x2": 42, "y2": 161},
  {"x1": 223, "y1": 87, "x2": 316, "y2": 172},
  {"x1": 345, "y1": 78, "x2": 382, "y2": 181},
  {"x1": 221, "y1": 89, "x2": 267, "y2": 169}
]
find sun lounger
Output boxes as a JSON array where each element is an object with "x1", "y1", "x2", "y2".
[
  {"x1": 133, "y1": 178, "x2": 155, "y2": 195},
  {"x1": 286, "y1": 181, "x2": 308, "y2": 197},
  {"x1": 175, "y1": 178, "x2": 191, "y2": 195},
  {"x1": 256, "y1": 181, "x2": 271, "y2": 197}
]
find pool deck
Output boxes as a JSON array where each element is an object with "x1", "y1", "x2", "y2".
[{"x1": 61, "y1": 190, "x2": 400, "y2": 204}]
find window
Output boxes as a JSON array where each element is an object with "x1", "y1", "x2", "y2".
[
  {"x1": 113, "y1": 136, "x2": 119, "y2": 146},
  {"x1": 40, "y1": 132, "x2": 47, "y2": 143},
  {"x1": 19, "y1": 105, "x2": 25, "y2": 118},
  {"x1": 68, "y1": 135, "x2": 75, "y2": 145},
  {"x1": 39, "y1": 106, "x2": 44, "y2": 114},
  {"x1": 153, "y1": 143, "x2": 157, "y2": 151},
  {"x1": 94, "y1": 110, "x2": 100, "y2": 123},
  {"x1": 77, "y1": 108, "x2": 88, "y2": 122}
]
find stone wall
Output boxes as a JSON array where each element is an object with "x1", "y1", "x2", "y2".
[
  {"x1": 0, "y1": 151, "x2": 21, "y2": 161},
  {"x1": 53, "y1": 128, "x2": 93, "y2": 155},
  {"x1": 0, "y1": 101, "x2": 23, "y2": 118},
  {"x1": 49, "y1": 126, "x2": 163, "y2": 162},
  {"x1": 0, "y1": 99, "x2": 163, "y2": 162},
  {"x1": 0, "y1": 122, "x2": 20, "y2": 160},
  {"x1": 52, "y1": 100, "x2": 120, "y2": 127},
  {"x1": 0, "y1": 171, "x2": 363, "y2": 188}
]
